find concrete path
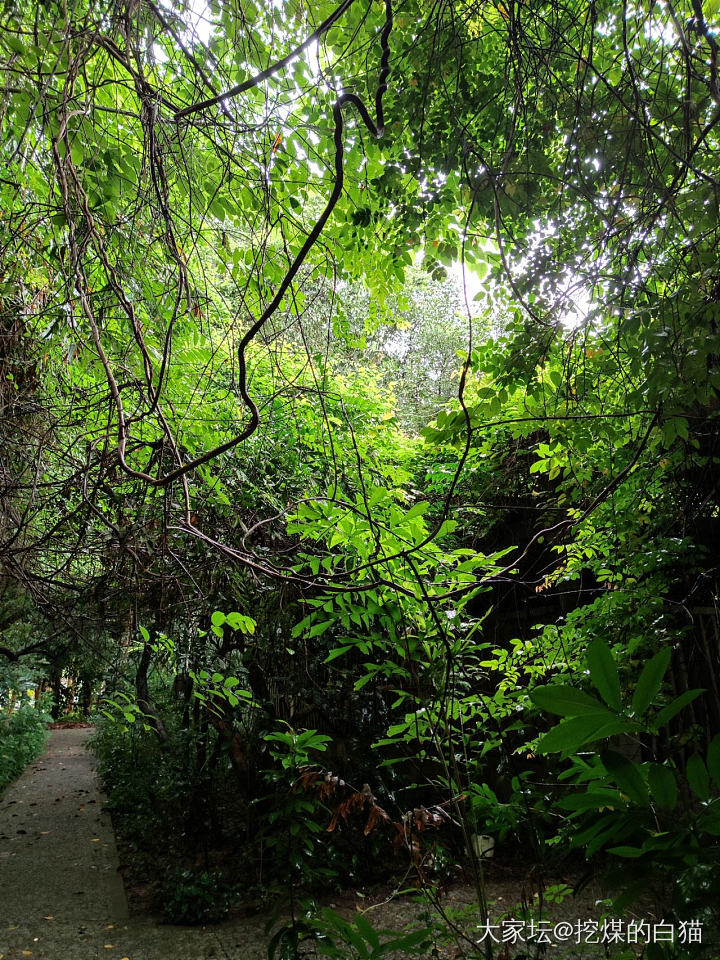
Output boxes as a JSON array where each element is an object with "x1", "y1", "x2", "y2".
[
  {"x1": 0, "y1": 728, "x2": 127, "y2": 924},
  {"x1": 0, "y1": 728, "x2": 268, "y2": 959}
]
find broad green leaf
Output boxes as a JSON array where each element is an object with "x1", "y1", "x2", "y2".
[
  {"x1": 536, "y1": 714, "x2": 616, "y2": 755},
  {"x1": 324, "y1": 644, "x2": 354, "y2": 662},
  {"x1": 647, "y1": 764, "x2": 678, "y2": 810},
  {"x1": 686, "y1": 754, "x2": 710, "y2": 801},
  {"x1": 708, "y1": 735, "x2": 720, "y2": 787},
  {"x1": 572, "y1": 813, "x2": 615, "y2": 848},
  {"x1": 603, "y1": 752, "x2": 648, "y2": 806},
  {"x1": 632, "y1": 647, "x2": 671, "y2": 716},
  {"x1": 353, "y1": 914, "x2": 380, "y2": 951},
  {"x1": 556, "y1": 788, "x2": 625, "y2": 811},
  {"x1": 588, "y1": 718, "x2": 635, "y2": 742},
  {"x1": 698, "y1": 810, "x2": 720, "y2": 836},
  {"x1": 586, "y1": 640, "x2": 622, "y2": 711},
  {"x1": 607, "y1": 845, "x2": 644, "y2": 858},
  {"x1": 380, "y1": 928, "x2": 433, "y2": 952},
  {"x1": 530, "y1": 684, "x2": 608, "y2": 717},
  {"x1": 344, "y1": 926, "x2": 370, "y2": 957},
  {"x1": 404, "y1": 501, "x2": 429, "y2": 520},
  {"x1": 653, "y1": 689, "x2": 705, "y2": 729},
  {"x1": 586, "y1": 819, "x2": 629, "y2": 857}
]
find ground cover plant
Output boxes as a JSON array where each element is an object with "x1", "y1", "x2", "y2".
[{"x1": 2, "y1": 0, "x2": 720, "y2": 956}]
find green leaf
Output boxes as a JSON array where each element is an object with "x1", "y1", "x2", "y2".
[
  {"x1": 4, "y1": 34, "x2": 24, "y2": 54},
  {"x1": 653, "y1": 689, "x2": 705, "y2": 728},
  {"x1": 404, "y1": 500, "x2": 429, "y2": 521},
  {"x1": 353, "y1": 914, "x2": 380, "y2": 951},
  {"x1": 586, "y1": 640, "x2": 622, "y2": 711},
  {"x1": 698, "y1": 813, "x2": 720, "y2": 837},
  {"x1": 607, "y1": 845, "x2": 644, "y2": 858},
  {"x1": 324, "y1": 644, "x2": 353, "y2": 663},
  {"x1": 686, "y1": 754, "x2": 710, "y2": 801},
  {"x1": 530, "y1": 684, "x2": 608, "y2": 717},
  {"x1": 603, "y1": 752, "x2": 648, "y2": 806},
  {"x1": 589, "y1": 718, "x2": 634, "y2": 742},
  {"x1": 572, "y1": 813, "x2": 616, "y2": 848},
  {"x1": 536, "y1": 714, "x2": 616, "y2": 755},
  {"x1": 707, "y1": 735, "x2": 720, "y2": 787},
  {"x1": 344, "y1": 926, "x2": 370, "y2": 957},
  {"x1": 380, "y1": 928, "x2": 433, "y2": 953},
  {"x1": 647, "y1": 764, "x2": 678, "y2": 810},
  {"x1": 556, "y1": 788, "x2": 625, "y2": 811},
  {"x1": 698, "y1": 810, "x2": 720, "y2": 836},
  {"x1": 632, "y1": 647, "x2": 671, "y2": 716}
]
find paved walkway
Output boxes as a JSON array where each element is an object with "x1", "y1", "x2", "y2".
[{"x1": 0, "y1": 728, "x2": 268, "y2": 959}]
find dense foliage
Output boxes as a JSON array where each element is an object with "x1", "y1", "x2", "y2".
[
  {"x1": 0, "y1": 701, "x2": 49, "y2": 792},
  {"x1": 2, "y1": 0, "x2": 720, "y2": 956}
]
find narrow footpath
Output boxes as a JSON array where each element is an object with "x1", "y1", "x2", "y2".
[{"x1": 0, "y1": 728, "x2": 267, "y2": 960}]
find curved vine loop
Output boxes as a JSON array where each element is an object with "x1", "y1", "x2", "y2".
[{"x1": 142, "y1": 0, "x2": 394, "y2": 491}]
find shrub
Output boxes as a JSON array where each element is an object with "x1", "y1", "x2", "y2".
[
  {"x1": 158, "y1": 869, "x2": 236, "y2": 924},
  {"x1": 0, "y1": 702, "x2": 49, "y2": 792}
]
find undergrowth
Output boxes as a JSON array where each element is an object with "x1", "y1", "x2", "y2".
[{"x1": 0, "y1": 702, "x2": 49, "y2": 792}]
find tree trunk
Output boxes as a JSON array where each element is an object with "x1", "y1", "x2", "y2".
[{"x1": 136, "y1": 641, "x2": 169, "y2": 742}]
